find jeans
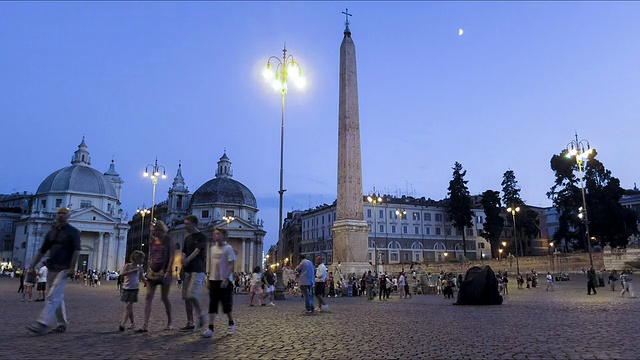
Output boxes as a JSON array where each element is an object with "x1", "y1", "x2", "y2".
[
  {"x1": 300, "y1": 285, "x2": 314, "y2": 311},
  {"x1": 37, "y1": 270, "x2": 68, "y2": 327}
]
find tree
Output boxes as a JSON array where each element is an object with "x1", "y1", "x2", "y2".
[
  {"x1": 446, "y1": 162, "x2": 474, "y2": 259},
  {"x1": 501, "y1": 169, "x2": 539, "y2": 256},
  {"x1": 480, "y1": 190, "x2": 504, "y2": 259},
  {"x1": 548, "y1": 149, "x2": 638, "y2": 250},
  {"x1": 501, "y1": 170, "x2": 524, "y2": 208}
]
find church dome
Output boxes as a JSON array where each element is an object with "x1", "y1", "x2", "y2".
[
  {"x1": 37, "y1": 165, "x2": 118, "y2": 198},
  {"x1": 190, "y1": 177, "x2": 257, "y2": 208},
  {"x1": 189, "y1": 152, "x2": 257, "y2": 208},
  {"x1": 36, "y1": 138, "x2": 117, "y2": 198}
]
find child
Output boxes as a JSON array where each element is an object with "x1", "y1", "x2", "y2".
[
  {"x1": 119, "y1": 250, "x2": 146, "y2": 331},
  {"x1": 22, "y1": 268, "x2": 37, "y2": 302}
]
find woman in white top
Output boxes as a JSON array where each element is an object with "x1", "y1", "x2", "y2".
[{"x1": 249, "y1": 266, "x2": 264, "y2": 306}]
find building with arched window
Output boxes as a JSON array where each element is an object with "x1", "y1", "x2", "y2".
[{"x1": 297, "y1": 195, "x2": 493, "y2": 269}]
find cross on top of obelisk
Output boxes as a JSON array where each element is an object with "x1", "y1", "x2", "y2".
[{"x1": 342, "y1": 8, "x2": 352, "y2": 33}]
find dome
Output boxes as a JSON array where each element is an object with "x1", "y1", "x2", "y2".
[
  {"x1": 190, "y1": 178, "x2": 257, "y2": 208},
  {"x1": 37, "y1": 165, "x2": 118, "y2": 198}
]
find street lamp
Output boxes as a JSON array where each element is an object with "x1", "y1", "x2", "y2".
[
  {"x1": 498, "y1": 248, "x2": 503, "y2": 260},
  {"x1": 223, "y1": 215, "x2": 235, "y2": 226},
  {"x1": 566, "y1": 133, "x2": 594, "y2": 268},
  {"x1": 549, "y1": 241, "x2": 555, "y2": 255},
  {"x1": 367, "y1": 193, "x2": 383, "y2": 273},
  {"x1": 136, "y1": 206, "x2": 150, "y2": 252},
  {"x1": 263, "y1": 45, "x2": 305, "y2": 300},
  {"x1": 507, "y1": 206, "x2": 521, "y2": 275},
  {"x1": 143, "y1": 158, "x2": 166, "y2": 269}
]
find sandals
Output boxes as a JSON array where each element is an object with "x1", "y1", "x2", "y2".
[{"x1": 134, "y1": 328, "x2": 148, "y2": 333}]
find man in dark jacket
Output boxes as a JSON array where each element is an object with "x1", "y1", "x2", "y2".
[{"x1": 26, "y1": 207, "x2": 81, "y2": 334}]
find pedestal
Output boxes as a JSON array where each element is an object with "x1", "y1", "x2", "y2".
[{"x1": 331, "y1": 219, "x2": 371, "y2": 280}]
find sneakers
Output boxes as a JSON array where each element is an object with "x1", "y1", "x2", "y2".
[
  {"x1": 178, "y1": 325, "x2": 195, "y2": 332},
  {"x1": 26, "y1": 322, "x2": 49, "y2": 334},
  {"x1": 202, "y1": 328, "x2": 214, "y2": 338},
  {"x1": 198, "y1": 313, "x2": 207, "y2": 328},
  {"x1": 269, "y1": 302, "x2": 275, "y2": 306},
  {"x1": 164, "y1": 325, "x2": 174, "y2": 331},
  {"x1": 228, "y1": 324, "x2": 236, "y2": 335}
]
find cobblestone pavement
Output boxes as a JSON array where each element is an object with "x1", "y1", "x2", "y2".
[{"x1": 1, "y1": 275, "x2": 638, "y2": 359}]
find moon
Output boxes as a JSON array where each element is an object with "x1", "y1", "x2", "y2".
[{"x1": 458, "y1": 28, "x2": 464, "y2": 36}]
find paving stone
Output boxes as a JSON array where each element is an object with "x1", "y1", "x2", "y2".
[{"x1": 2, "y1": 275, "x2": 639, "y2": 359}]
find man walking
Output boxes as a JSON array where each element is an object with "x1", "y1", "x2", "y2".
[
  {"x1": 178, "y1": 216, "x2": 207, "y2": 332},
  {"x1": 314, "y1": 255, "x2": 328, "y2": 312},
  {"x1": 296, "y1": 255, "x2": 315, "y2": 313},
  {"x1": 35, "y1": 262, "x2": 48, "y2": 301},
  {"x1": 620, "y1": 269, "x2": 635, "y2": 298},
  {"x1": 27, "y1": 207, "x2": 80, "y2": 334},
  {"x1": 203, "y1": 227, "x2": 236, "y2": 338},
  {"x1": 545, "y1": 272, "x2": 554, "y2": 291},
  {"x1": 365, "y1": 271, "x2": 375, "y2": 300},
  {"x1": 378, "y1": 272, "x2": 387, "y2": 300}
]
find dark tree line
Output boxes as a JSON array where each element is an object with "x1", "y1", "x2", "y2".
[{"x1": 547, "y1": 149, "x2": 638, "y2": 250}]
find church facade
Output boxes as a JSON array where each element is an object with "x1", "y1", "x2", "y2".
[
  {"x1": 12, "y1": 139, "x2": 130, "y2": 272},
  {"x1": 127, "y1": 153, "x2": 266, "y2": 275}
]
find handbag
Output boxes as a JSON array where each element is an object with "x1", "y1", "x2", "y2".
[{"x1": 147, "y1": 269, "x2": 165, "y2": 281}]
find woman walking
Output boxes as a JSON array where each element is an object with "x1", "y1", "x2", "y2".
[
  {"x1": 248, "y1": 266, "x2": 265, "y2": 306},
  {"x1": 136, "y1": 220, "x2": 174, "y2": 332}
]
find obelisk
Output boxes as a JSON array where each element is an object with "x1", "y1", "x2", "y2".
[{"x1": 331, "y1": 10, "x2": 371, "y2": 279}]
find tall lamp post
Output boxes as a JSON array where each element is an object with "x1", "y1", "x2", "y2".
[
  {"x1": 263, "y1": 46, "x2": 305, "y2": 300},
  {"x1": 566, "y1": 134, "x2": 594, "y2": 268},
  {"x1": 367, "y1": 193, "x2": 383, "y2": 273},
  {"x1": 507, "y1": 206, "x2": 520, "y2": 275},
  {"x1": 143, "y1": 158, "x2": 167, "y2": 268},
  {"x1": 136, "y1": 206, "x2": 150, "y2": 252}
]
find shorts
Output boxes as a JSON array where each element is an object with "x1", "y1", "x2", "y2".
[
  {"x1": 37, "y1": 282, "x2": 46, "y2": 292},
  {"x1": 182, "y1": 272, "x2": 205, "y2": 300},
  {"x1": 250, "y1": 283, "x2": 264, "y2": 295},
  {"x1": 25, "y1": 282, "x2": 35, "y2": 287},
  {"x1": 314, "y1": 282, "x2": 326, "y2": 297},
  {"x1": 208, "y1": 280, "x2": 233, "y2": 314},
  {"x1": 121, "y1": 289, "x2": 139, "y2": 303},
  {"x1": 267, "y1": 285, "x2": 275, "y2": 293}
]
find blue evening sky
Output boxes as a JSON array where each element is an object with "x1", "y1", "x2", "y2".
[{"x1": 1, "y1": 2, "x2": 639, "y2": 249}]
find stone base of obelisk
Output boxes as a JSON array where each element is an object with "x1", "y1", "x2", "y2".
[{"x1": 330, "y1": 219, "x2": 372, "y2": 281}]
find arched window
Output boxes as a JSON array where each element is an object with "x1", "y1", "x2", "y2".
[
  {"x1": 434, "y1": 242, "x2": 445, "y2": 250},
  {"x1": 411, "y1": 242, "x2": 423, "y2": 250},
  {"x1": 388, "y1": 241, "x2": 401, "y2": 249}
]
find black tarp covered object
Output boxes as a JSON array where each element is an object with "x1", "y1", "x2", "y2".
[{"x1": 453, "y1": 265, "x2": 503, "y2": 305}]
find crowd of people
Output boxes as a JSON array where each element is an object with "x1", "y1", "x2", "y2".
[{"x1": 15, "y1": 206, "x2": 638, "y2": 337}]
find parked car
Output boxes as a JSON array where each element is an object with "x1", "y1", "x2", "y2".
[{"x1": 107, "y1": 271, "x2": 119, "y2": 280}]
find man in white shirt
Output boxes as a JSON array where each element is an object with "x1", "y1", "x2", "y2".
[
  {"x1": 36, "y1": 262, "x2": 48, "y2": 302},
  {"x1": 203, "y1": 227, "x2": 236, "y2": 338},
  {"x1": 398, "y1": 272, "x2": 406, "y2": 299},
  {"x1": 546, "y1": 272, "x2": 554, "y2": 291},
  {"x1": 314, "y1": 256, "x2": 328, "y2": 312}
]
